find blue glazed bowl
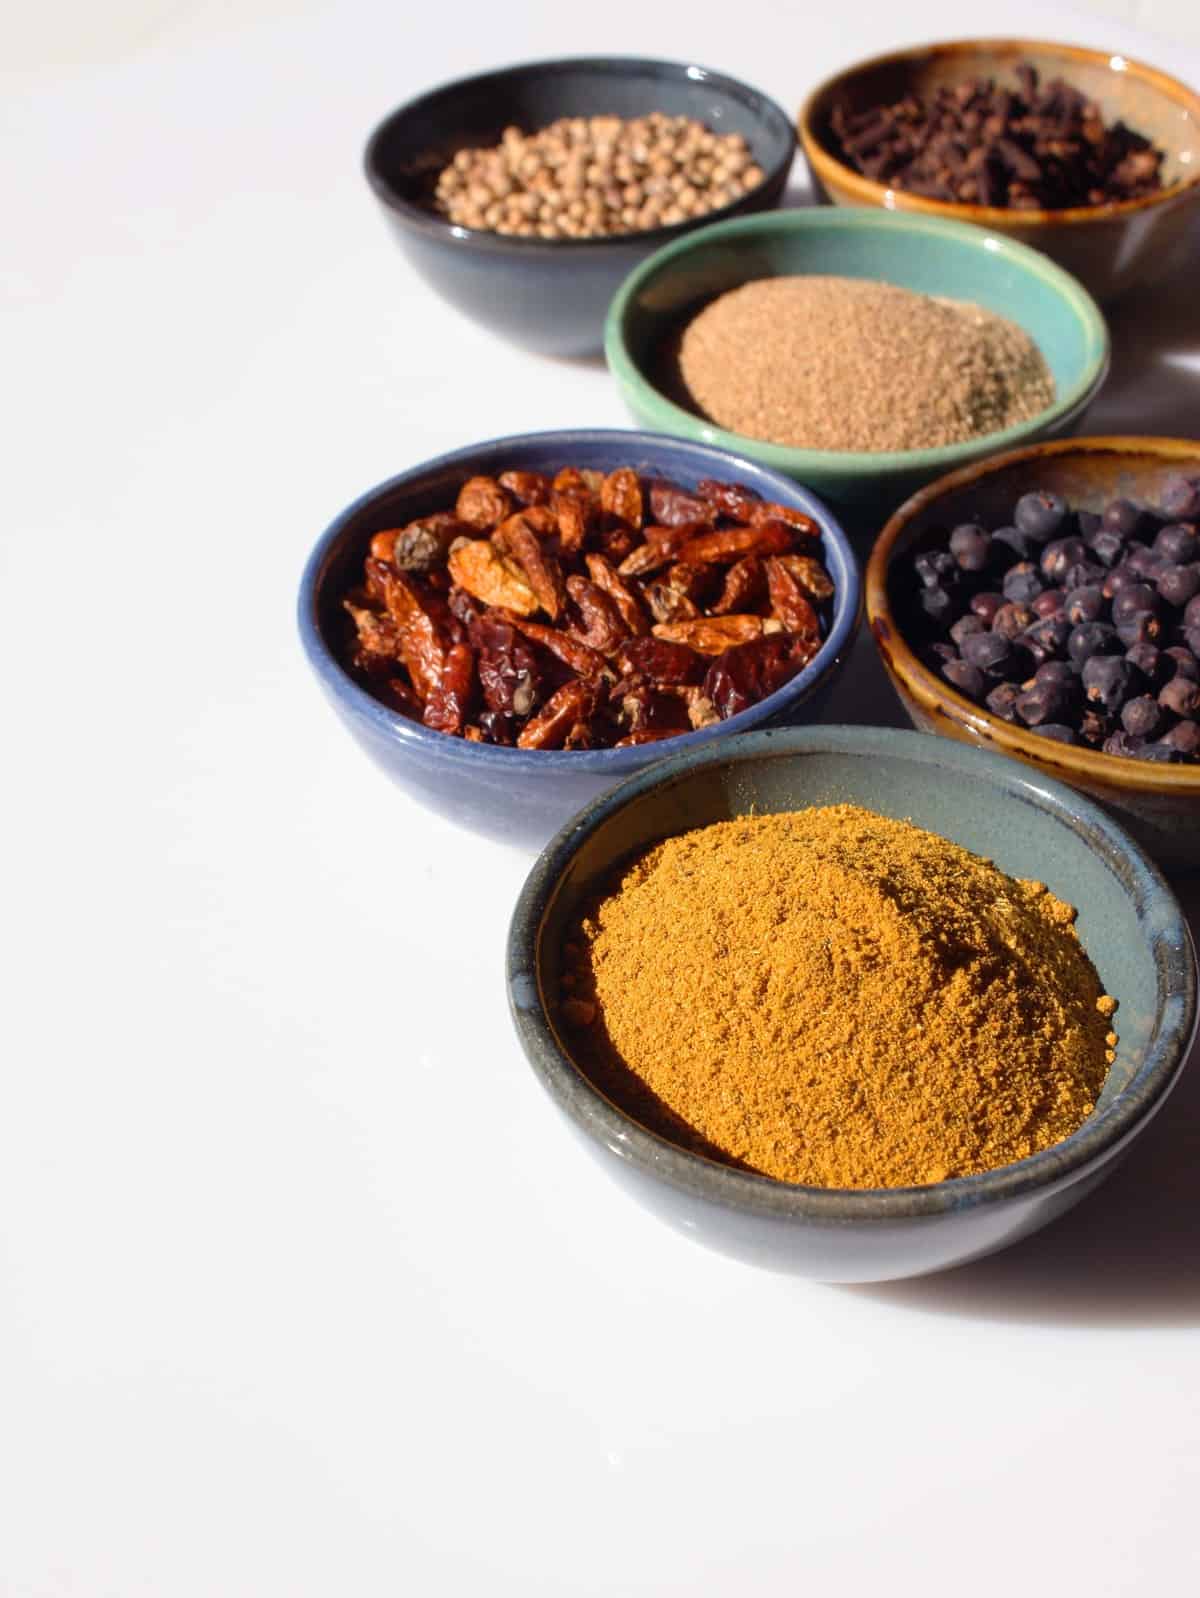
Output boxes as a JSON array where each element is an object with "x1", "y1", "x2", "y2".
[
  {"x1": 363, "y1": 57, "x2": 795, "y2": 358},
  {"x1": 297, "y1": 430, "x2": 861, "y2": 849},
  {"x1": 605, "y1": 207, "x2": 1110, "y2": 519},
  {"x1": 507, "y1": 726, "x2": 1196, "y2": 1282}
]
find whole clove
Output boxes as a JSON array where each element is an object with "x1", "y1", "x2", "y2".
[{"x1": 830, "y1": 62, "x2": 1166, "y2": 209}]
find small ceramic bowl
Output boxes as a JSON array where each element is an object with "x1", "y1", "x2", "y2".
[
  {"x1": 867, "y1": 436, "x2": 1200, "y2": 873},
  {"x1": 798, "y1": 38, "x2": 1200, "y2": 304},
  {"x1": 507, "y1": 726, "x2": 1196, "y2": 1283},
  {"x1": 364, "y1": 57, "x2": 795, "y2": 358},
  {"x1": 604, "y1": 207, "x2": 1108, "y2": 522},
  {"x1": 298, "y1": 429, "x2": 860, "y2": 850}
]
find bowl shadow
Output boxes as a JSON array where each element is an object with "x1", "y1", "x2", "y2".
[
  {"x1": 849, "y1": 871, "x2": 1200, "y2": 1328},
  {"x1": 1084, "y1": 214, "x2": 1200, "y2": 438}
]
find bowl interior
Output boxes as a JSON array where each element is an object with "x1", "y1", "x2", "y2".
[
  {"x1": 531, "y1": 730, "x2": 1186, "y2": 1144},
  {"x1": 366, "y1": 57, "x2": 795, "y2": 226},
  {"x1": 608, "y1": 210, "x2": 1107, "y2": 472},
  {"x1": 805, "y1": 40, "x2": 1200, "y2": 193}
]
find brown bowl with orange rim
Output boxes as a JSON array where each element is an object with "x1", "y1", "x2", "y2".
[
  {"x1": 798, "y1": 38, "x2": 1200, "y2": 303},
  {"x1": 866, "y1": 437, "x2": 1200, "y2": 873}
]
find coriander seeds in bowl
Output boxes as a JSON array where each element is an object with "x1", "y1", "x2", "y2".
[
  {"x1": 434, "y1": 112, "x2": 764, "y2": 240},
  {"x1": 363, "y1": 58, "x2": 796, "y2": 357}
]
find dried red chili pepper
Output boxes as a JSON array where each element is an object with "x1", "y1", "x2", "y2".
[
  {"x1": 617, "y1": 522, "x2": 710, "y2": 577},
  {"x1": 614, "y1": 635, "x2": 705, "y2": 685},
  {"x1": 644, "y1": 580, "x2": 699, "y2": 626},
  {"x1": 772, "y1": 553, "x2": 835, "y2": 602},
  {"x1": 702, "y1": 634, "x2": 814, "y2": 719},
  {"x1": 695, "y1": 478, "x2": 761, "y2": 521},
  {"x1": 552, "y1": 489, "x2": 593, "y2": 557},
  {"x1": 652, "y1": 615, "x2": 777, "y2": 653},
  {"x1": 552, "y1": 466, "x2": 600, "y2": 499},
  {"x1": 585, "y1": 554, "x2": 649, "y2": 635},
  {"x1": 344, "y1": 600, "x2": 404, "y2": 673},
  {"x1": 500, "y1": 611, "x2": 611, "y2": 682},
  {"x1": 498, "y1": 469, "x2": 552, "y2": 507},
  {"x1": 471, "y1": 615, "x2": 541, "y2": 719},
  {"x1": 371, "y1": 513, "x2": 472, "y2": 574},
  {"x1": 648, "y1": 480, "x2": 714, "y2": 527},
  {"x1": 566, "y1": 576, "x2": 629, "y2": 656},
  {"x1": 751, "y1": 501, "x2": 819, "y2": 537},
  {"x1": 677, "y1": 522, "x2": 794, "y2": 566},
  {"x1": 711, "y1": 555, "x2": 766, "y2": 615},
  {"x1": 423, "y1": 643, "x2": 476, "y2": 734},
  {"x1": 456, "y1": 476, "x2": 513, "y2": 529},
  {"x1": 615, "y1": 681, "x2": 691, "y2": 736},
  {"x1": 370, "y1": 559, "x2": 447, "y2": 703},
  {"x1": 600, "y1": 467, "x2": 644, "y2": 531},
  {"x1": 517, "y1": 680, "x2": 599, "y2": 750},
  {"x1": 494, "y1": 512, "x2": 567, "y2": 620},
  {"x1": 447, "y1": 539, "x2": 539, "y2": 616},
  {"x1": 765, "y1": 557, "x2": 822, "y2": 639}
]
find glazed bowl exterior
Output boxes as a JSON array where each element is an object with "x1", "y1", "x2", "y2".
[
  {"x1": 364, "y1": 56, "x2": 795, "y2": 358},
  {"x1": 298, "y1": 429, "x2": 861, "y2": 850},
  {"x1": 604, "y1": 207, "x2": 1108, "y2": 521},
  {"x1": 507, "y1": 726, "x2": 1196, "y2": 1283},
  {"x1": 798, "y1": 38, "x2": 1200, "y2": 304},
  {"x1": 866, "y1": 435, "x2": 1200, "y2": 872}
]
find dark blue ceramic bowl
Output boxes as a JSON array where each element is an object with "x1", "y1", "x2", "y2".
[
  {"x1": 507, "y1": 726, "x2": 1197, "y2": 1282},
  {"x1": 298, "y1": 431, "x2": 860, "y2": 850},
  {"x1": 363, "y1": 57, "x2": 795, "y2": 357}
]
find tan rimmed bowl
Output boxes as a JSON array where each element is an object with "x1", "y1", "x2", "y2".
[
  {"x1": 798, "y1": 38, "x2": 1200, "y2": 303},
  {"x1": 866, "y1": 436, "x2": 1200, "y2": 872}
]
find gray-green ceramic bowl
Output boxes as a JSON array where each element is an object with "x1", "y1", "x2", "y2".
[
  {"x1": 364, "y1": 57, "x2": 795, "y2": 358},
  {"x1": 507, "y1": 726, "x2": 1196, "y2": 1283},
  {"x1": 604, "y1": 208, "x2": 1109, "y2": 523}
]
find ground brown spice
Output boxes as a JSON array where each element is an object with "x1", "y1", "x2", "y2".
[
  {"x1": 566, "y1": 805, "x2": 1116, "y2": 1189},
  {"x1": 674, "y1": 276, "x2": 1055, "y2": 453}
]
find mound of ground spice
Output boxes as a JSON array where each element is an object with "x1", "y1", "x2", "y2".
[
  {"x1": 565, "y1": 805, "x2": 1116, "y2": 1189},
  {"x1": 674, "y1": 276, "x2": 1055, "y2": 453}
]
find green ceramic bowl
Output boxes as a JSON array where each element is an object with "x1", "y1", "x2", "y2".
[{"x1": 604, "y1": 208, "x2": 1110, "y2": 523}]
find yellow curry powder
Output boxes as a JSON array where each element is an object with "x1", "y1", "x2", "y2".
[{"x1": 565, "y1": 805, "x2": 1117, "y2": 1189}]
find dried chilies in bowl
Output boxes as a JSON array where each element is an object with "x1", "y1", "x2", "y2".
[{"x1": 336, "y1": 466, "x2": 835, "y2": 750}]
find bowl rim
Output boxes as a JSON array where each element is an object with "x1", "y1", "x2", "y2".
[
  {"x1": 797, "y1": 36, "x2": 1200, "y2": 227},
  {"x1": 865, "y1": 433, "x2": 1200, "y2": 794},
  {"x1": 297, "y1": 427, "x2": 862, "y2": 775},
  {"x1": 507, "y1": 724, "x2": 1197, "y2": 1221},
  {"x1": 362, "y1": 54, "x2": 797, "y2": 254},
  {"x1": 603, "y1": 206, "x2": 1111, "y2": 477}
]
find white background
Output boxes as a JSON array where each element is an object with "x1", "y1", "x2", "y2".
[{"x1": 4, "y1": 3, "x2": 1200, "y2": 1594}]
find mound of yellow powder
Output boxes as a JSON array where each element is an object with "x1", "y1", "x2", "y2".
[{"x1": 567, "y1": 805, "x2": 1117, "y2": 1189}]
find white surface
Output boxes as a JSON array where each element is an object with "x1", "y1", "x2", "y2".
[{"x1": 4, "y1": 3, "x2": 1200, "y2": 1594}]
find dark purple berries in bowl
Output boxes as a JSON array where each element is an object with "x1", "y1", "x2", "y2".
[
  {"x1": 867, "y1": 438, "x2": 1200, "y2": 872},
  {"x1": 902, "y1": 482, "x2": 1200, "y2": 763}
]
